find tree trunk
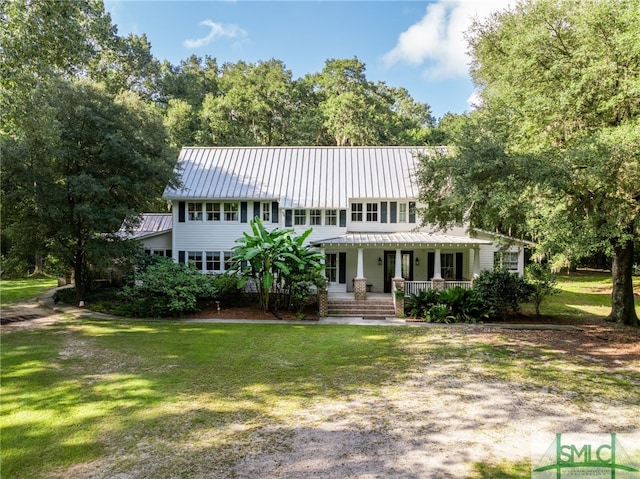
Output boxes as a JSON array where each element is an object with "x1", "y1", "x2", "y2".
[
  {"x1": 606, "y1": 236, "x2": 638, "y2": 327},
  {"x1": 74, "y1": 248, "x2": 86, "y2": 306}
]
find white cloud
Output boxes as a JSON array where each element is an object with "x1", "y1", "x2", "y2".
[
  {"x1": 183, "y1": 20, "x2": 247, "y2": 49},
  {"x1": 383, "y1": 1, "x2": 512, "y2": 80}
]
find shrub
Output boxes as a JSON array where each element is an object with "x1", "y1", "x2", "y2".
[
  {"x1": 525, "y1": 263, "x2": 559, "y2": 319},
  {"x1": 405, "y1": 289, "x2": 440, "y2": 318},
  {"x1": 438, "y1": 287, "x2": 484, "y2": 323},
  {"x1": 473, "y1": 269, "x2": 534, "y2": 320},
  {"x1": 426, "y1": 304, "x2": 456, "y2": 323},
  {"x1": 116, "y1": 259, "x2": 217, "y2": 317}
]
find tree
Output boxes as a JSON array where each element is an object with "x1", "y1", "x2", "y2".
[
  {"x1": 419, "y1": 0, "x2": 639, "y2": 326},
  {"x1": 198, "y1": 59, "x2": 299, "y2": 146},
  {"x1": 2, "y1": 79, "x2": 176, "y2": 303},
  {"x1": 228, "y1": 218, "x2": 324, "y2": 313},
  {"x1": 525, "y1": 263, "x2": 559, "y2": 320}
]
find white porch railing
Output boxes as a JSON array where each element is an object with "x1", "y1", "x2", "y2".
[{"x1": 404, "y1": 280, "x2": 473, "y2": 296}]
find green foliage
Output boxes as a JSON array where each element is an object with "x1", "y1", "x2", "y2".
[
  {"x1": 2, "y1": 78, "x2": 176, "y2": 304},
  {"x1": 525, "y1": 263, "x2": 560, "y2": 320},
  {"x1": 461, "y1": 0, "x2": 640, "y2": 325},
  {"x1": 228, "y1": 217, "x2": 324, "y2": 313},
  {"x1": 116, "y1": 259, "x2": 218, "y2": 317},
  {"x1": 405, "y1": 287, "x2": 483, "y2": 323},
  {"x1": 473, "y1": 270, "x2": 534, "y2": 321},
  {"x1": 405, "y1": 289, "x2": 440, "y2": 318}
]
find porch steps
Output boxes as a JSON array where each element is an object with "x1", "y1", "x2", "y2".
[{"x1": 326, "y1": 298, "x2": 396, "y2": 319}]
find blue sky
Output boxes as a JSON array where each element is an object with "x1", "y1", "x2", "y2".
[{"x1": 105, "y1": 1, "x2": 513, "y2": 120}]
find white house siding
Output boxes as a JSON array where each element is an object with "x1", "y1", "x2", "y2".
[{"x1": 141, "y1": 232, "x2": 172, "y2": 252}]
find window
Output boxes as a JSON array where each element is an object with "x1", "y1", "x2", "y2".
[
  {"x1": 206, "y1": 252, "x2": 221, "y2": 272},
  {"x1": 441, "y1": 253, "x2": 454, "y2": 280},
  {"x1": 494, "y1": 251, "x2": 519, "y2": 272},
  {"x1": 325, "y1": 253, "x2": 337, "y2": 283},
  {"x1": 399, "y1": 203, "x2": 407, "y2": 223},
  {"x1": 351, "y1": 203, "x2": 363, "y2": 222},
  {"x1": 188, "y1": 251, "x2": 203, "y2": 270},
  {"x1": 366, "y1": 203, "x2": 378, "y2": 222},
  {"x1": 310, "y1": 209, "x2": 322, "y2": 225},
  {"x1": 261, "y1": 202, "x2": 271, "y2": 222},
  {"x1": 188, "y1": 202, "x2": 202, "y2": 221},
  {"x1": 325, "y1": 209, "x2": 337, "y2": 226},
  {"x1": 224, "y1": 202, "x2": 238, "y2": 222},
  {"x1": 294, "y1": 209, "x2": 306, "y2": 225},
  {"x1": 206, "y1": 202, "x2": 220, "y2": 221},
  {"x1": 224, "y1": 251, "x2": 233, "y2": 270}
]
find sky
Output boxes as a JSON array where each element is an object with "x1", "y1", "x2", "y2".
[{"x1": 104, "y1": 0, "x2": 513, "y2": 120}]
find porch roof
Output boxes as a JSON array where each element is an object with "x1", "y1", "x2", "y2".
[{"x1": 312, "y1": 232, "x2": 492, "y2": 248}]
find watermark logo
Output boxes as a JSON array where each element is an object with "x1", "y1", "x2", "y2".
[{"x1": 532, "y1": 433, "x2": 640, "y2": 479}]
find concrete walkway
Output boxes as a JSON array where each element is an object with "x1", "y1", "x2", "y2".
[{"x1": 7, "y1": 287, "x2": 581, "y2": 331}]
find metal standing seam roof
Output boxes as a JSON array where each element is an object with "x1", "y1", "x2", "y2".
[
  {"x1": 119, "y1": 213, "x2": 173, "y2": 240},
  {"x1": 311, "y1": 232, "x2": 493, "y2": 247},
  {"x1": 163, "y1": 146, "x2": 445, "y2": 208}
]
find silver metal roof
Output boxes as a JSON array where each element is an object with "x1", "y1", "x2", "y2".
[
  {"x1": 163, "y1": 146, "x2": 444, "y2": 208},
  {"x1": 312, "y1": 232, "x2": 492, "y2": 247},
  {"x1": 119, "y1": 213, "x2": 172, "y2": 239}
]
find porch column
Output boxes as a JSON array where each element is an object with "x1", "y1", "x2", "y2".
[
  {"x1": 473, "y1": 247, "x2": 481, "y2": 278},
  {"x1": 394, "y1": 249, "x2": 402, "y2": 279},
  {"x1": 354, "y1": 247, "x2": 367, "y2": 300},
  {"x1": 433, "y1": 248, "x2": 442, "y2": 279},
  {"x1": 356, "y1": 247, "x2": 364, "y2": 278},
  {"x1": 432, "y1": 247, "x2": 445, "y2": 291}
]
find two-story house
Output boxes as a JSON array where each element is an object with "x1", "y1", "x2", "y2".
[{"x1": 151, "y1": 146, "x2": 528, "y2": 302}]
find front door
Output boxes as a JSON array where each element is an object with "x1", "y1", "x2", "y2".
[
  {"x1": 325, "y1": 252, "x2": 347, "y2": 291},
  {"x1": 384, "y1": 250, "x2": 413, "y2": 293}
]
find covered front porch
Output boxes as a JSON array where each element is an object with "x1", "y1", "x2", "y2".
[{"x1": 312, "y1": 232, "x2": 492, "y2": 301}]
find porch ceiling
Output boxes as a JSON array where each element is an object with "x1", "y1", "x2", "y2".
[{"x1": 312, "y1": 232, "x2": 492, "y2": 248}]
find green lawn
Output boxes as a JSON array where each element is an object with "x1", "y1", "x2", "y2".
[
  {"x1": 1, "y1": 271, "x2": 638, "y2": 478},
  {"x1": 2, "y1": 318, "x2": 638, "y2": 478},
  {"x1": 521, "y1": 270, "x2": 640, "y2": 321},
  {"x1": 0, "y1": 277, "x2": 58, "y2": 306}
]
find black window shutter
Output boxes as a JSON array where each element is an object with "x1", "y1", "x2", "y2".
[
  {"x1": 272, "y1": 202, "x2": 279, "y2": 223},
  {"x1": 178, "y1": 251, "x2": 186, "y2": 264},
  {"x1": 339, "y1": 210, "x2": 347, "y2": 227},
  {"x1": 409, "y1": 202, "x2": 416, "y2": 223},
  {"x1": 456, "y1": 252, "x2": 464, "y2": 280},
  {"x1": 240, "y1": 202, "x2": 248, "y2": 223},
  {"x1": 253, "y1": 201, "x2": 260, "y2": 221},
  {"x1": 285, "y1": 209, "x2": 293, "y2": 227},
  {"x1": 390, "y1": 202, "x2": 397, "y2": 223},
  {"x1": 380, "y1": 202, "x2": 388, "y2": 223},
  {"x1": 427, "y1": 252, "x2": 435, "y2": 280},
  {"x1": 178, "y1": 201, "x2": 185, "y2": 223},
  {"x1": 339, "y1": 252, "x2": 347, "y2": 284}
]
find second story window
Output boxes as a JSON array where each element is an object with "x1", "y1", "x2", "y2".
[
  {"x1": 294, "y1": 209, "x2": 306, "y2": 225},
  {"x1": 399, "y1": 203, "x2": 407, "y2": 223},
  {"x1": 261, "y1": 202, "x2": 271, "y2": 222},
  {"x1": 188, "y1": 202, "x2": 202, "y2": 221},
  {"x1": 224, "y1": 202, "x2": 238, "y2": 222},
  {"x1": 310, "y1": 209, "x2": 322, "y2": 225},
  {"x1": 325, "y1": 209, "x2": 337, "y2": 226},
  {"x1": 351, "y1": 203, "x2": 363, "y2": 222},
  {"x1": 366, "y1": 203, "x2": 378, "y2": 222},
  {"x1": 206, "y1": 202, "x2": 220, "y2": 221}
]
